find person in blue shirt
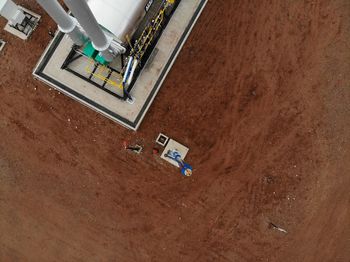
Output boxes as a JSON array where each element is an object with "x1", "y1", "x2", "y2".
[{"x1": 165, "y1": 149, "x2": 193, "y2": 177}]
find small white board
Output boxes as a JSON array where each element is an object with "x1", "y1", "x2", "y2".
[
  {"x1": 0, "y1": 40, "x2": 5, "y2": 53},
  {"x1": 156, "y1": 133, "x2": 169, "y2": 147},
  {"x1": 161, "y1": 139, "x2": 189, "y2": 167},
  {"x1": 4, "y1": 6, "x2": 40, "y2": 40}
]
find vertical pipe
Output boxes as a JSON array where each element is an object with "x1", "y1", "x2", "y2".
[
  {"x1": 36, "y1": 0, "x2": 86, "y2": 46},
  {"x1": 63, "y1": 0, "x2": 114, "y2": 62}
]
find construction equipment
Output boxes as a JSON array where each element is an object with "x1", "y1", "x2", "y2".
[
  {"x1": 0, "y1": 0, "x2": 26, "y2": 26},
  {"x1": 0, "y1": 0, "x2": 40, "y2": 39}
]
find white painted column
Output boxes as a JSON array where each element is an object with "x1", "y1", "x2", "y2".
[
  {"x1": 36, "y1": 0, "x2": 86, "y2": 46},
  {"x1": 63, "y1": 0, "x2": 114, "y2": 62}
]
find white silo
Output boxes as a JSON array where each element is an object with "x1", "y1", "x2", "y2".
[
  {"x1": 63, "y1": 0, "x2": 116, "y2": 62},
  {"x1": 87, "y1": 0, "x2": 149, "y2": 43}
]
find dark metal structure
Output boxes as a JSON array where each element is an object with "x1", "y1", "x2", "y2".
[{"x1": 59, "y1": 0, "x2": 181, "y2": 100}]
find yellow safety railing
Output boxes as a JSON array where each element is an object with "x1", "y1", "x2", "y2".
[
  {"x1": 130, "y1": 0, "x2": 173, "y2": 61},
  {"x1": 84, "y1": 59, "x2": 124, "y2": 90}
]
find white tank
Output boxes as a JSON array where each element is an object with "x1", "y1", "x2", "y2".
[{"x1": 87, "y1": 0, "x2": 148, "y2": 43}]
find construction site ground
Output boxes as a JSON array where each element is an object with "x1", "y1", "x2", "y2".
[{"x1": 0, "y1": 0, "x2": 349, "y2": 261}]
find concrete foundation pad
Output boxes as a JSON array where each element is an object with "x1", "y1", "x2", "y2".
[
  {"x1": 161, "y1": 139, "x2": 189, "y2": 167},
  {"x1": 4, "y1": 7, "x2": 40, "y2": 40},
  {"x1": 33, "y1": 0, "x2": 207, "y2": 130}
]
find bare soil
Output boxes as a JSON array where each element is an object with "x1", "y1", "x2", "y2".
[{"x1": 0, "y1": 0, "x2": 349, "y2": 261}]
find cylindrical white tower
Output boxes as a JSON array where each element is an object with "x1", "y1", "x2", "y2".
[
  {"x1": 63, "y1": 0, "x2": 114, "y2": 62},
  {"x1": 35, "y1": 0, "x2": 86, "y2": 46},
  {"x1": 87, "y1": 0, "x2": 148, "y2": 43}
]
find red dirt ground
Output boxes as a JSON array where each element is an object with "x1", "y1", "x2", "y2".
[{"x1": 0, "y1": 0, "x2": 349, "y2": 261}]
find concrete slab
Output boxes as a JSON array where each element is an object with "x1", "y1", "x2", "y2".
[
  {"x1": 161, "y1": 139, "x2": 189, "y2": 167},
  {"x1": 33, "y1": 0, "x2": 208, "y2": 130},
  {"x1": 4, "y1": 6, "x2": 40, "y2": 40}
]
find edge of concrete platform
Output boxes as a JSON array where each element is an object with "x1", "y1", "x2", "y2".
[
  {"x1": 133, "y1": 0, "x2": 208, "y2": 130},
  {"x1": 33, "y1": 0, "x2": 208, "y2": 131}
]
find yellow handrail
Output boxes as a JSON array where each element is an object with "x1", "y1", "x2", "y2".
[{"x1": 84, "y1": 59, "x2": 123, "y2": 90}]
